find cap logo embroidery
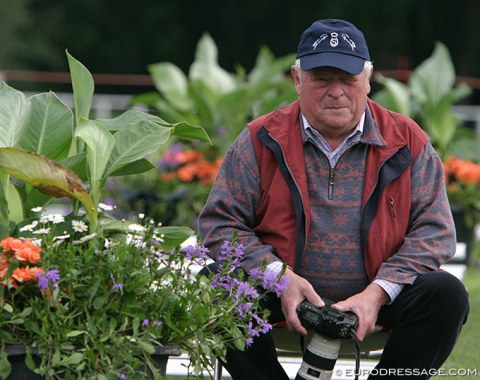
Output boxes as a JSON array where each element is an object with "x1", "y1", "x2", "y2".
[
  {"x1": 330, "y1": 32, "x2": 339, "y2": 47},
  {"x1": 312, "y1": 32, "x2": 357, "y2": 52},
  {"x1": 342, "y1": 33, "x2": 356, "y2": 51},
  {"x1": 312, "y1": 33, "x2": 328, "y2": 50}
]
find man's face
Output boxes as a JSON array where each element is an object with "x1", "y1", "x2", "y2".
[{"x1": 291, "y1": 65, "x2": 371, "y2": 135}]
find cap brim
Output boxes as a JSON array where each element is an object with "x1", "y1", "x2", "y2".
[{"x1": 299, "y1": 52, "x2": 365, "y2": 75}]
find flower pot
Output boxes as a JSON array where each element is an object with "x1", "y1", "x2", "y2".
[{"x1": 3, "y1": 344, "x2": 181, "y2": 379}]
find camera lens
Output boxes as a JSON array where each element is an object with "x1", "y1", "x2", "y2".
[{"x1": 295, "y1": 333, "x2": 341, "y2": 380}]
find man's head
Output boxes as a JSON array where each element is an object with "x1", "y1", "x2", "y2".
[
  {"x1": 292, "y1": 19, "x2": 372, "y2": 138},
  {"x1": 296, "y1": 19, "x2": 370, "y2": 75}
]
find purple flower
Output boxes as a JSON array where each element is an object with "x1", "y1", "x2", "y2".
[
  {"x1": 46, "y1": 269, "x2": 60, "y2": 284},
  {"x1": 110, "y1": 274, "x2": 124, "y2": 292},
  {"x1": 217, "y1": 241, "x2": 244, "y2": 269},
  {"x1": 36, "y1": 269, "x2": 61, "y2": 291},
  {"x1": 236, "y1": 302, "x2": 253, "y2": 317},
  {"x1": 37, "y1": 275, "x2": 49, "y2": 291},
  {"x1": 142, "y1": 319, "x2": 149, "y2": 327},
  {"x1": 249, "y1": 267, "x2": 289, "y2": 297},
  {"x1": 112, "y1": 283, "x2": 124, "y2": 292},
  {"x1": 184, "y1": 244, "x2": 209, "y2": 265},
  {"x1": 234, "y1": 281, "x2": 259, "y2": 300}
]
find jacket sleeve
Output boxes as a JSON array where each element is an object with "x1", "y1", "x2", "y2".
[
  {"x1": 198, "y1": 128, "x2": 281, "y2": 271},
  {"x1": 374, "y1": 142, "x2": 457, "y2": 284}
]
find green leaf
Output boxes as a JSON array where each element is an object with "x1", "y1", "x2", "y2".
[
  {"x1": 20, "y1": 92, "x2": 74, "y2": 161},
  {"x1": 5, "y1": 182, "x2": 24, "y2": 223},
  {"x1": 19, "y1": 306, "x2": 32, "y2": 318},
  {"x1": 66, "y1": 50, "x2": 94, "y2": 122},
  {"x1": 75, "y1": 118, "x2": 115, "y2": 203},
  {"x1": 66, "y1": 330, "x2": 86, "y2": 338},
  {"x1": 98, "y1": 109, "x2": 169, "y2": 131},
  {"x1": 156, "y1": 226, "x2": 195, "y2": 250},
  {"x1": 104, "y1": 120, "x2": 173, "y2": 178},
  {"x1": 148, "y1": 63, "x2": 192, "y2": 112},
  {"x1": 0, "y1": 349, "x2": 12, "y2": 379},
  {"x1": 2, "y1": 303, "x2": 13, "y2": 313},
  {"x1": 0, "y1": 82, "x2": 31, "y2": 148},
  {"x1": 58, "y1": 352, "x2": 84, "y2": 366},
  {"x1": 373, "y1": 74, "x2": 412, "y2": 116},
  {"x1": 0, "y1": 147, "x2": 97, "y2": 227},
  {"x1": 137, "y1": 341, "x2": 155, "y2": 354},
  {"x1": 189, "y1": 33, "x2": 237, "y2": 93},
  {"x1": 410, "y1": 42, "x2": 456, "y2": 106},
  {"x1": 109, "y1": 158, "x2": 154, "y2": 177},
  {"x1": 24, "y1": 348, "x2": 36, "y2": 372},
  {"x1": 51, "y1": 350, "x2": 61, "y2": 366},
  {"x1": 171, "y1": 121, "x2": 211, "y2": 143}
]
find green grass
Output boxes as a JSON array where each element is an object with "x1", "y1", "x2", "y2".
[{"x1": 432, "y1": 266, "x2": 480, "y2": 379}]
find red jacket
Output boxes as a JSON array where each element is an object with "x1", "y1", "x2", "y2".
[{"x1": 248, "y1": 99, "x2": 433, "y2": 280}]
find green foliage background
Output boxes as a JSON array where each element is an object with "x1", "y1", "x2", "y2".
[{"x1": 2, "y1": 0, "x2": 480, "y2": 96}]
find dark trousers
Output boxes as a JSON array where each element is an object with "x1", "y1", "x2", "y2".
[{"x1": 221, "y1": 271, "x2": 469, "y2": 380}]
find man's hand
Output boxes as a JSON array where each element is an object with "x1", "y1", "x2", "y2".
[
  {"x1": 333, "y1": 283, "x2": 389, "y2": 341},
  {"x1": 280, "y1": 268, "x2": 323, "y2": 335}
]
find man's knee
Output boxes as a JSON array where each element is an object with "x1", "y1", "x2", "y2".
[{"x1": 413, "y1": 271, "x2": 469, "y2": 323}]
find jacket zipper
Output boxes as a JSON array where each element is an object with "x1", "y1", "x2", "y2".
[
  {"x1": 328, "y1": 167, "x2": 335, "y2": 200},
  {"x1": 389, "y1": 197, "x2": 397, "y2": 218}
]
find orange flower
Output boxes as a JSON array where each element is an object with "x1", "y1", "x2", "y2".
[
  {"x1": 1, "y1": 237, "x2": 25, "y2": 253},
  {"x1": 444, "y1": 157, "x2": 480, "y2": 185},
  {"x1": 0, "y1": 237, "x2": 42, "y2": 264},
  {"x1": 11, "y1": 266, "x2": 42, "y2": 283},
  {"x1": 0, "y1": 260, "x2": 8, "y2": 280},
  {"x1": 15, "y1": 245, "x2": 41, "y2": 264}
]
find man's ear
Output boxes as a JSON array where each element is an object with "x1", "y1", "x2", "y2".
[{"x1": 291, "y1": 66, "x2": 301, "y2": 96}]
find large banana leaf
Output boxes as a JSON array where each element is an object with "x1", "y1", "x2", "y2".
[
  {"x1": 19, "y1": 92, "x2": 74, "y2": 161},
  {"x1": 75, "y1": 119, "x2": 115, "y2": 204},
  {"x1": 373, "y1": 74, "x2": 412, "y2": 117},
  {"x1": 0, "y1": 147, "x2": 97, "y2": 229},
  {"x1": 0, "y1": 83, "x2": 31, "y2": 148},
  {"x1": 148, "y1": 63, "x2": 192, "y2": 112},
  {"x1": 189, "y1": 33, "x2": 237, "y2": 94},
  {"x1": 67, "y1": 50, "x2": 94, "y2": 123},
  {"x1": 410, "y1": 42, "x2": 455, "y2": 106},
  {"x1": 104, "y1": 120, "x2": 174, "y2": 178}
]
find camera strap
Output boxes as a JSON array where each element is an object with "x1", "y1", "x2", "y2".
[{"x1": 351, "y1": 331, "x2": 361, "y2": 380}]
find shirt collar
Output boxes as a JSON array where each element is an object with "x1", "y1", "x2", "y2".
[{"x1": 302, "y1": 112, "x2": 366, "y2": 140}]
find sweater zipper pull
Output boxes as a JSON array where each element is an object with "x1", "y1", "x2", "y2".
[{"x1": 328, "y1": 167, "x2": 335, "y2": 200}]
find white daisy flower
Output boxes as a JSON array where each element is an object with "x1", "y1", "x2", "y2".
[
  {"x1": 72, "y1": 233, "x2": 97, "y2": 245},
  {"x1": 19, "y1": 221, "x2": 39, "y2": 232},
  {"x1": 50, "y1": 214, "x2": 65, "y2": 224},
  {"x1": 72, "y1": 220, "x2": 88, "y2": 232},
  {"x1": 53, "y1": 234, "x2": 70, "y2": 241},
  {"x1": 128, "y1": 224, "x2": 145, "y2": 233},
  {"x1": 138, "y1": 213, "x2": 145, "y2": 220},
  {"x1": 33, "y1": 228, "x2": 51, "y2": 235},
  {"x1": 98, "y1": 203, "x2": 114, "y2": 211},
  {"x1": 39, "y1": 215, "x2": 50, "y2": 224}
]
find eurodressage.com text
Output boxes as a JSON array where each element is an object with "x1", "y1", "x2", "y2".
[{"x1": 341, "y1": 368, "x2": 478, "y2": 377}]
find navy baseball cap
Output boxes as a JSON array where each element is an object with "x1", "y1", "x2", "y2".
[{"x1": 297, "y1": 19, "x2": 370, "y2": 75}]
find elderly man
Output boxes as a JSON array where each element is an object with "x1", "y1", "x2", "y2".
[{"x1": 199, "y1": 19, "x2": 469, "y2": 379}]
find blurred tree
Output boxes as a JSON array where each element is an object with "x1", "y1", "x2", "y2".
[
  {"x1": 0, "y1": 0, "x2": 33, "y2": 70},
  {"x1": 1, "y1": 0, "x2": 480, "y2": 93}
]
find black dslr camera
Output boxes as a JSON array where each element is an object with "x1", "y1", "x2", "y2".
[{"x1": 296, "y1": 300, "x2": 358, "y2": 339}]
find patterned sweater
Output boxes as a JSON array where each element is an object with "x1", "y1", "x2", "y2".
[{"x1": 198, "y1": 100, "x2": 456, "y2": 301}]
